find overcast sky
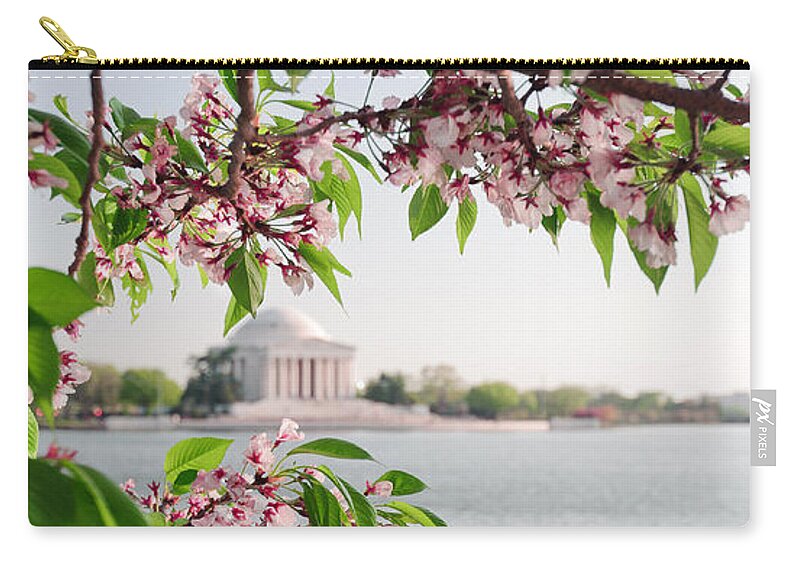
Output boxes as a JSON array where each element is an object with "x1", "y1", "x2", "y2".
[{"x1": 27, "y1": 70, "x2": 750, "y2": 397}]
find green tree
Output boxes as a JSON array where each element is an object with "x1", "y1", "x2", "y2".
[
  {"x1": 414, "y1": 364, "x2": 467, "y2": 415},
  {"x1": 179, "y1": 347, "x2": 241, "y2": 416},
  {"x1": 363, "y1": 372, "x2": 411, "y2": 405},
  {"x1": 541, "y1": 386, "x2": 590, "y2": 418},
  {"x1": 519, "y1": 390, "x2": 539, "y2": 418},
  {"x1": 465, "y1": 382, "x2": 520, "y2": 419},
  {"x1": 71, "y1": 363, "x2": 122, "y2": 413},
  {"x1": 120, "y1": 369, "x2": 182, "y2": 413}
]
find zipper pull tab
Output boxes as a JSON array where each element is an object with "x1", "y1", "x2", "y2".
[{"x1": 39, "y1": 16, "x2": 99, "y2": 64}]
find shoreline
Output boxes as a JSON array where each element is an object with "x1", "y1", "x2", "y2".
[{"x1": 42, "y1": 416, "x2": 747, "y2": 433}]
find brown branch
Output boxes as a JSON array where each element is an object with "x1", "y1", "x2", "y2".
[
  {"x1": 494, "y1": 69, "x2": 541, "y2": 169},
  {"x1": 219, "y1": 70, "x2": 257, "y2": 199},
  {"x1": 579, "y1": 69, "x2": 749, "y2": 123},
  {"x1": 255, "y1": 107, "x2": 406, "y2": 145},
  {"x1": 67, "y1": 68, "x2": 105, "y2": 276}
]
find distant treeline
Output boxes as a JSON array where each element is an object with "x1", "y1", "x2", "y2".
[
  {"x1": 359, "y1": 365, "x2": 749, "y2": 423},
  {"x1": 64, "y1": 347, "x2": 242, "y2": 418}
]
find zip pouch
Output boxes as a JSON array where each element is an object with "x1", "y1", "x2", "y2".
[{"x1": 28, "y1": 17, "x2": 751, "y2": 527}]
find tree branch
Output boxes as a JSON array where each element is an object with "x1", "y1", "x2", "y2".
[
  {"x1": 219, "y1": 70, "x2": 257, "y2": 199},
  {"x1": 494, "y1": 69, "x2": 541, "y2": 169},
  {"x1": 579, "y1": 69, "x2": 749, "y2": 123},
  {"x1": 67, "y1": 68, "x2": 105, "y2": 276}
]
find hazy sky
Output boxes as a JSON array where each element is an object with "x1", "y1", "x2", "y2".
[{"x1": 27, "y1": 70, "x2": 750, "y2": 397}]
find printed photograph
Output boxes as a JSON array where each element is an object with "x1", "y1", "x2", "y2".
[{"x1": 27, "y1": 66, "x2": 750, "y2": 526}]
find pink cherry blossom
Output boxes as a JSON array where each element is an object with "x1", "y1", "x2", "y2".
[
  {"x1": 63, "y1": 319, "x2": 84, "y2": 342},
  {"x1": 709, "y1": 195, "x2": 750, "y2": 236},
  {"x1": 275, "y1": 418, "x2": 305, "y2": 444},
  {"x1": 28, "y1": 169, "x2": 68, "y2": 190},
  {"x1": 263, "y1": 502, "x2": 297, "y2": 527},
  {"x1": 53, "y1": 351, "x2": 91, "y2": 410},
  {"x1": 244, "y1": 433, "x2": 275, "y2": 472},
  {"x1": 441, "y1": 175, "x2": 473, "y2": 206},
  {"x1": 629, "y1": 222, "x2": 677, "y2": 268},
  {"x1": 365, "y1": 480, "x2": 393, "y2": 497}
]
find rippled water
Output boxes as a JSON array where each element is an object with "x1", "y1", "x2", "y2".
[{"x1": 49, "y1": 424, "x2": 749, "y2": 526}]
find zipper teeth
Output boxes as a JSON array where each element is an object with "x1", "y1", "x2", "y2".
[{"x1": 30, "y1": 57, "x2": 750, "y2": 69}]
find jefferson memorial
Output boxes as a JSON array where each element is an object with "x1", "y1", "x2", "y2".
[{"x1": 227, "y1": 307, "x2": 356, "y2": 403}]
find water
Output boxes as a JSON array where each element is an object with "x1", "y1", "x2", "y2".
[{"x1": 49, "y1": 424, "x2": 749, "y2": 526}]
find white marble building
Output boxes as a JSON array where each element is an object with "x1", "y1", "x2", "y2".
[{"x1": 227, "y1": 307, "x2": 355, "y2": 402}]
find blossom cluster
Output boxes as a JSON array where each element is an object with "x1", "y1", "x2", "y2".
[
  {"x1": 359, "y1": 70, "x2": 750, "y2": 268},
  {"x1": 121, "y1": 419, "x2": 394, "y2": 527}
]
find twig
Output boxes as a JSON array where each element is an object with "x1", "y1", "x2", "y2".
[
  {"x1": 578, "y1": 69, "x2": 749, "y2": 123},
  {"x1": 219, "y1": 70, "x2": 257, "y2": 199},
  {"x1": 494, "y1": 70, "x2": 541, "y2": 169},
  {"x1": 67, "y1": 68, "x2": 105, "y2": 276}
]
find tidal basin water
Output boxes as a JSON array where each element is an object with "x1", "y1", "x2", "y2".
[{"x1": 50, "y1": 424, "x2": 748, "y2": 526}]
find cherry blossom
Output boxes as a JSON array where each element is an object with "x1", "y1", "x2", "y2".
[
  {"x1": 275, "y1": 418, "x2": 305, "y2": 444},
  {"x1": 365, "y1": 480, "x2": 393, "y2": 497},
  {"x1": 244, "y1": 433, "x2": 275, "y2": 472},
  {"x1": 53, "y1": 351, "x2": 91, "y2": 410},
  {"x1": 709, "y1": 194, "x2": 750, "y2": 236}
]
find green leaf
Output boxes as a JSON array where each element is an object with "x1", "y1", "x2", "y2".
[
  {"x1": 28, "y1": 408, "x2": 39, "y2": 459},
  {"x1": 673, "y1": 109, "x2": 692, "y2": 146},
  {"x1": 725, "y1": 84, "x2": 743, "y2": 98},
  {"x1": 61, "y1": 462, "x2": 149, "y2": 526},
  {"x1": 286, "y1": 438, "x2": 376, "y2": 461},
  {"x1": 297, "y1": 243, "x2": 351, "y2": 306},
  {"x1": 680, "y1": 173, "x2": 718, "y2": 289},
  {"x1": 120, "y1": 255, "x2": 152, "y2": 322},
  {"x1": 375, "y1": 470, "x2": 428, "y2": 496},
  {"x1": 29, "y1": 459, "x2": 148, "y2": 526},
  {"x1": 307, "y1": 465, "x2": 377, "y2": 526},
  {"x1": 76, "y1": 253, "x2": 115, "y2": 307},
  {"x1": 456, "y1": 197, "x2": 477, "y2": 254},
  {"x1": 286, "y1": 69, "x2": 311, "y2": 92},
  {"x1": 226, "y1": 248, "x2": 266, "y2": 318},
  {"x1": 324, "y1": 71, "x2": 336, "y2": 98},
  {"x1": 257, "y1": 69, "x2": 290, "y2": 93},
  {"x1": 541, "y1": 206, "x2": 566, "y2": 247},
  {"x1": 340, "y1": 478, "x2": 378, "y2": 527},
  {"x1": 28, "y1": 153, "x2": 83, "y2": 207},
  {"x1": 382, "y1": 501, "x2": 436, "y2": 527},
  {"x1": 171, "y1": 469, "x2": 200, "y2": 495},
  {"x1": 302, "y1": 479, "x2": 348, "y2": 526},
  {"x1": 109, "y1": 97, "x2": 141, "y2": 132},
  {"x1": 275, "y1": 99, "x2": 317, "y2": 112},
  {"x1": 175, "y1": 133, "x2": 209, "y2": 173},
  {"x1": 415, "y1": 505, "x2": 447, "y2": 526},
  {"x1": 52, "y1": 94, "x2": 72, "y2": 122},
  {"x1": 28, "y1": 109, "x2": 90, "y2": 162},
  {"x1": 409, "y1": 184, "x2": 449, "y2": 240},
  {"x1": 223, "y1": 295, "x2": 250, "y2": 337},
  {"x1": 122, "y1": 117, "x2": 159, "y2": 142},
  {"x1": 315, "y1": 158, "x2": 362, "y2": 239},
  {"x1": 163, "y1": 437, "x2": 234, "y2": 484},
  {"x1": 29, "y1": 268, "x2": 98, "y2": 327},
  {"x1": 143, "y1": 240, "x2": 180, "y2": 300},
  {"x1": 703, "y1": 124, "x2": 749, "y2": 157},
  {"x1": 108, "y1": 208, "x2": 149, "y2": 250},
  {"x1": 587, "y1": 191, "x2": 616, "y2": 286},
  {"x1": 618, "y1": 218, "x2": 669, "y2": 293},
  {"x1": 334, "y1": 144, "x2": 383, "y2": 183},
  {"x1": 28, "y1": 459, "x2": 76, "y2": 525},
  {"x1": 218, "y1": 70, "x2": 239, "y2": 103},
  {"x1": 28, "y1": 310, "x2": 58, "y2": 421}
]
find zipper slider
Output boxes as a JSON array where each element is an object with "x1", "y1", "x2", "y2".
[{"x1": 39, "y1": 16, "x2": 98, "y2": 64}]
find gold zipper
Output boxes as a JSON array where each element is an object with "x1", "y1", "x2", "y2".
[{"x1": 33, "y1": 16, "x2": 749, "y2": 70}]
